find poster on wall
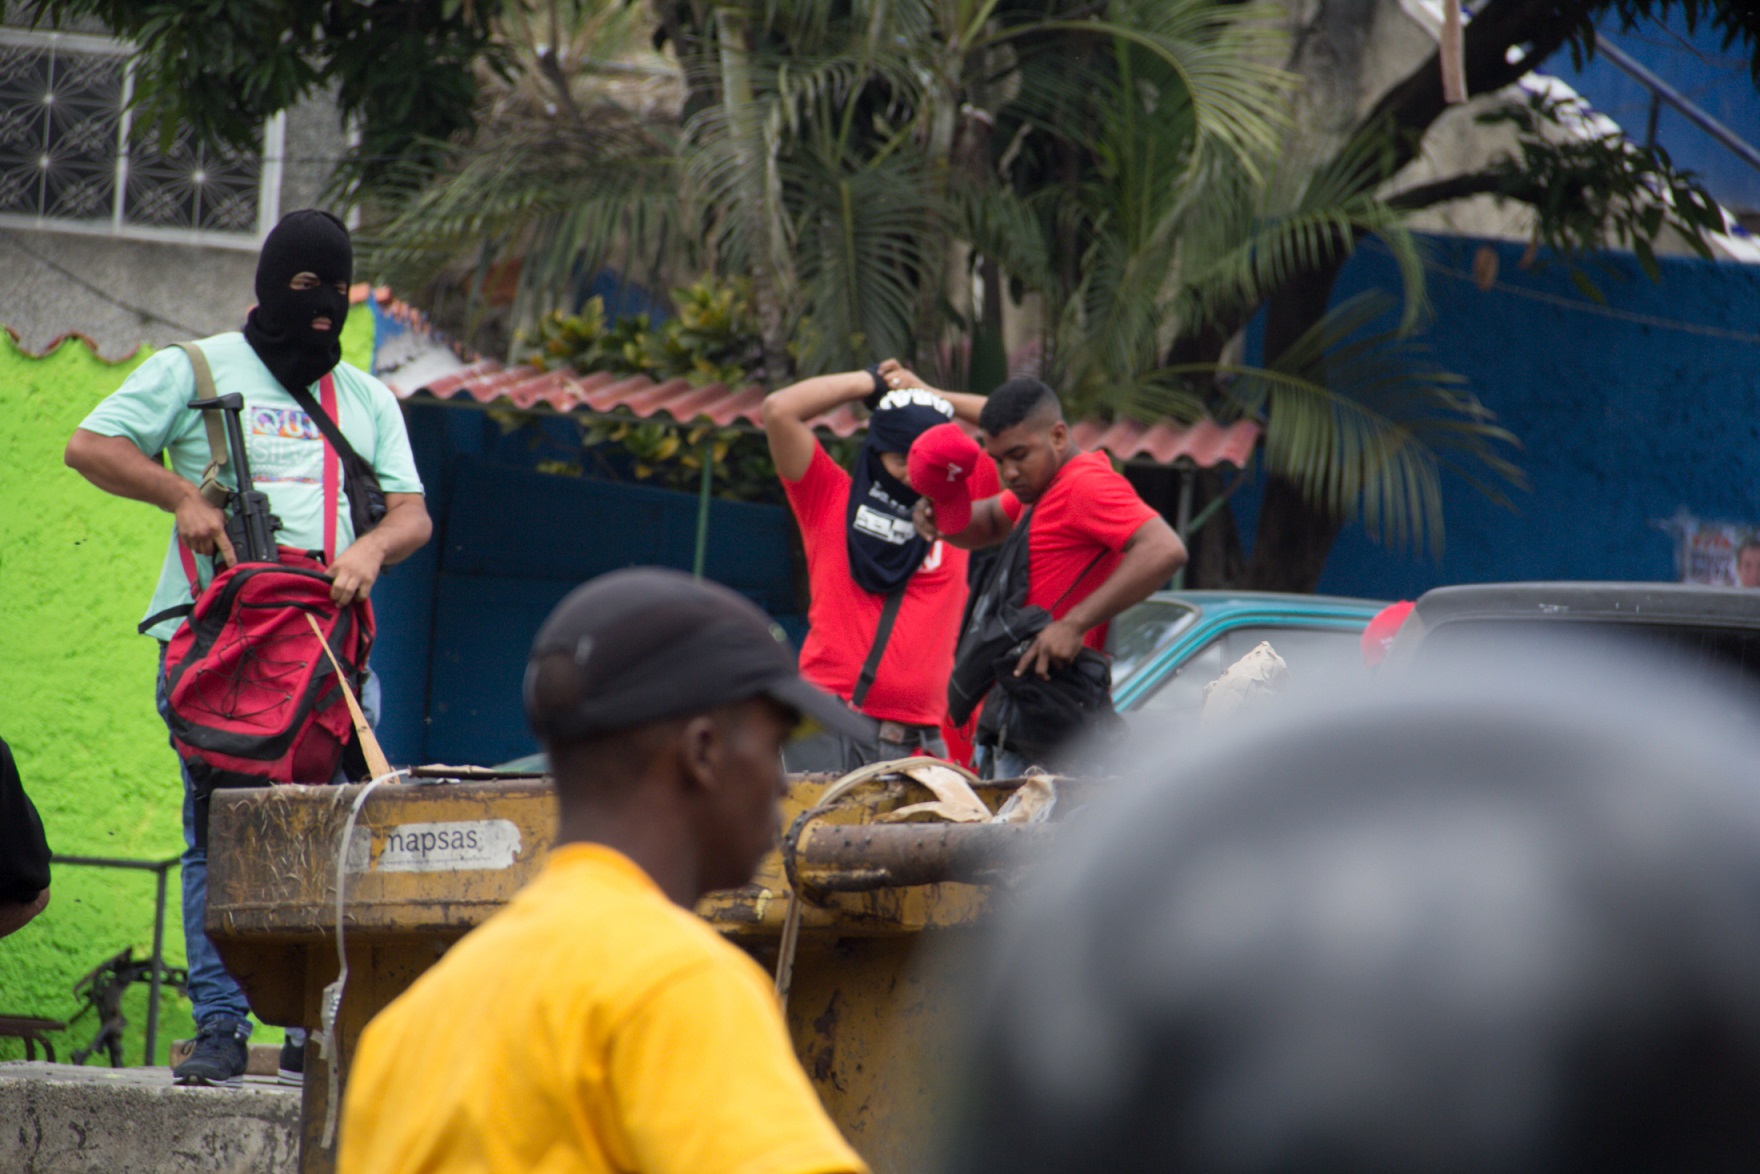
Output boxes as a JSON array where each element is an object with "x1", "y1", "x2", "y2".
[{"x1": 1654, "y1": 508, "x2": 1760, "y2": 586}]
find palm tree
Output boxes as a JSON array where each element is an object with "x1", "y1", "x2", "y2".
[
  {"x1": 361, "y1": 0, "x2": 1521, "y2": 585},
  {"x1": 362, "y1": 0, "x2": 1291, "y2": 372}
]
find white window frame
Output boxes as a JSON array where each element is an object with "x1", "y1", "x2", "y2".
[{"x1": 0, "y1": 26, "x2": 282, "y2": 250}]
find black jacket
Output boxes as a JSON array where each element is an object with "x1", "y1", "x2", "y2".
[{"x1": 0, "y1": 737, "x2": 50, "y2": 903}]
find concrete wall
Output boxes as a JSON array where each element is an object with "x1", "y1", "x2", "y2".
[{"x1": 1234, "y1": 233, "x2": 1760, "y2": 599}]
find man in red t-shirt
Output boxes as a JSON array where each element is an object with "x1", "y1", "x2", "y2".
[
  {"x1": 914, "y1": 377, "x2": 1184, "y2": 774},
  {"x1": 762, "y1": 362, "x2": 990, "y2": 769}
]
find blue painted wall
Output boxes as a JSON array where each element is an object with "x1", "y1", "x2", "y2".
[
  {"x1": 369, "y1": 402, "x2": 803, "y2": 767},
  {"x1": 1236, "y1": 234, "x2": 1760, "y2": 600}
]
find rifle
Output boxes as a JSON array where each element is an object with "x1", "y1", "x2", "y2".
[{"x1": 188, "y1": 393, "x2": 282, "y2": 564}]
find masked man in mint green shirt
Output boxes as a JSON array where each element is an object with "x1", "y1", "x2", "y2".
[{"x1": 65, "y1": 209, "x2": 433, "y2": 1089}]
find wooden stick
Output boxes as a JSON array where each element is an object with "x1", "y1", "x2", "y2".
[{"x1": 305, "y1": 613, "x2": 394, "y2": 782}]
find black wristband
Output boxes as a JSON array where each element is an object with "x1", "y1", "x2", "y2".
[{"x1": 863, "y1": 364, "x2": 888, "y2": 410}]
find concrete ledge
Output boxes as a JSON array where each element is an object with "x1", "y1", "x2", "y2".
[{"x1": 0, "y1": 1062, "x2": 298, "y2": 1173}]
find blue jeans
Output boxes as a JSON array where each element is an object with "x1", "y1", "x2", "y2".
[
  {"x1": 157, "y1": 648, "x2": 380, "y2": 1028},
  {"x1": 977, "y1": 745, "x2": 1035, "y2": 781}
]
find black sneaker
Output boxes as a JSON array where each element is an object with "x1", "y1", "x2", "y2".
[
  {"x1": 278, "y1": 1036, "x2": 305, "y2": 1086},
  {"x1": 173, "y1": 1015, "x2": 250, "y2": 1088}
]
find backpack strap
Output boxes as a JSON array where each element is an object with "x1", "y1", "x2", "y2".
[
  {"x1": 851, "y1": 588, "x2": 906, "y2": 712},
  {"x1": 139, "y1": 543, "x2": 204, "y2": 634},
  {"x1": 286, "y1": 373, "x2": 348, "y2": 562},
  {"x1": 318, "y1": 373, "x2": 339, "y2": 563},
  {"x1": 1050, "y1": 548, "x2": 1110, "y2": 615},
  {"x1": 171, "y1": 342, "x2": 231, "y2": 510}
]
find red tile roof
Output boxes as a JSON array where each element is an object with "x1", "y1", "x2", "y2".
[{"x1": 409, "y1": 358, "x2": 1258, "y2": 469}]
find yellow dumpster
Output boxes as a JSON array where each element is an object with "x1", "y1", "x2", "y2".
[{"x1": 205, "y1": 766, "x2": 1058, "y2": 1174}]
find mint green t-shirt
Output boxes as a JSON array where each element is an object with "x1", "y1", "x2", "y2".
[{"x1": 78, "y1": 333, "x2": 425, "y2": 641}]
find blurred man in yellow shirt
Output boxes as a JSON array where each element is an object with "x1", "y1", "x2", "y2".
[{"x1": 340, "y1": 568, "x2": 875, "y2": 1174}]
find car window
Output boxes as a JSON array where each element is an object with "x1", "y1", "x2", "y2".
[
  {"x1": 1108, "y1": 599, "x2": 1198, "y2": 687},
  {"x1": 1134, "y1": 624, "x2": 1365, "y2": 720},
  {"x1": 1222, "y1": 626, "x2": 1365, "y2": 681},
  {"x1": 1136, "y1": 639, "x2": 1224, "y2": 718}
]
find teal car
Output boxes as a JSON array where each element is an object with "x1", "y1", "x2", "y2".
[{"x1": 1109, "y1": 591, "x2": 1389, "y2": 719}]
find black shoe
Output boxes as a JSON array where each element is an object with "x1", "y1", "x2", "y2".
[
  {"x1": 173, "y1": 1015, "x2": 250, "y2": 1088},
  {"x1": 278, "y1": 1036, "x2": 305, "y2": 1086}
]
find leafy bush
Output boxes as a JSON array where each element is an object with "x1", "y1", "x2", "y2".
[{"x1": 518, "y1": 277, "x2": 796, "y2": 501}]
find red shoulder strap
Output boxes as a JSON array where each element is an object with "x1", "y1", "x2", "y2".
[
  {"x1": 178, "y1": 541, "x2": 201, "y2": 597},
  {"x1": 319, "y1": 373, "x2": 339, "y2": 564}
]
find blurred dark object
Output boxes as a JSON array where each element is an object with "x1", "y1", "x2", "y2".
[
  {"x1": 1385, "y1": 582, "x2": 1760, "y2": 691},
  {"x1": 69, "y1": 948, "x2": 189, "y2": 1068},
  {"x1": 943, "y1": 644, "x2": 1760, "y2": 1173},
  {"x1": 0, "y1": 735, "x2": 51, "y2": 939}
]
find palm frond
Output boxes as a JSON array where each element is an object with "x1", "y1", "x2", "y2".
[
  {"x1": 981, "y1": 0, "x2": 1294, "y2": 171},
  {"x1": 786, "y1": 140, "x2": 944, "y2": 371},
  {"x1": 1172, "y1": 293, "x2": 1524, "y2": 556}
]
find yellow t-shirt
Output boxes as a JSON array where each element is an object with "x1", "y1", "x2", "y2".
[{"x1": 338, "y1": 843, "x2": 868, "y2": 1174}]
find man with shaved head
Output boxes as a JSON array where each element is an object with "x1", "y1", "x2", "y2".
[{"x1": 914, "y1": 377, "x2": 1184, "y2": 775}]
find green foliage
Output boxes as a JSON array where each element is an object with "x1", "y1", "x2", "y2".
[
  {"x1": 518, "y1": 277, "x2": 778, "y2": 500},
  {"x1": 525, "y1": 277, "x2": 763, "y2": 388},
  {"x1": 1181, "y1": 294, "x2": 1525, "y2": 557},
  {"x1": 1475, "y1": 93, "x2": 1728, "y2": 293}
]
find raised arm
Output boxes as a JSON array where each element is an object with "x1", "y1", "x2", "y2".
[
  {"x1": 66, "y1": 428, "x2": 237, "y2": 565},
  {"x1": 760, "y1": 371, "x2": 875, "y2": 482},
  {"x1": 1016, "y1": 516, "x2": 1186, "y2": 680}
]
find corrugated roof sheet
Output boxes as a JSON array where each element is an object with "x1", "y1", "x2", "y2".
[
  {"x1": 405, "y1": 357, "x2": 1257, "y2": 468},
  {"x1": 363, "y1": 287, "x2": 1257, "y2": 468}
]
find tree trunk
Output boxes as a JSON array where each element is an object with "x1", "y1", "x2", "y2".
[
  {"x1": 716, "y1": 12, "x2": 793, "y2": 383},
  {"x1": 1229, "y1": 0, "x2": 1599, "y2": 591},
  {"x1": 1186, "y1": 467, "x2": 1246, "y2": 589},
  {"x1": 1242, "y1": 475, "x2": 1346, "y2": 592}
]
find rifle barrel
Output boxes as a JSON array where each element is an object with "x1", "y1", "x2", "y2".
[{"x1": 222, "y1": 407, "x2": 256, "y2": 495}]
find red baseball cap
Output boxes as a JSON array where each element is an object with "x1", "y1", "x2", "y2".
[
  {"x1": 1361, "y1": 600, "x2": 1416, "y2": 668},
  {"x1": 908, "y1": 422, "x2": 982, "y2": 537}
]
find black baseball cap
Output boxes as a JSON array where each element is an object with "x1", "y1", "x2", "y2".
[{"x1": 524, "y1": 567, "x2": 877, "y2": 745}]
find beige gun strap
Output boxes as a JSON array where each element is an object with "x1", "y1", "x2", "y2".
[{"x1": 171, "y1": 341, "x2": 231, "y2": 509}]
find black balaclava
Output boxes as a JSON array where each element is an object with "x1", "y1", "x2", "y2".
[
  {"x1": 243, "y1": 209, "x2": 353, "y2": 394},
  {"x1": 846, "y1": 388, "x2": 956, "y2": 595}
]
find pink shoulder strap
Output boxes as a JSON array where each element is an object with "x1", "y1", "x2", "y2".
[{"x1": 320, "y1": 373, "x2": 339, "y2": 564}]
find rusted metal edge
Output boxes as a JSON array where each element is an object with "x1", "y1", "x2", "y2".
[{"x1": 796, "y1": 822, "x2": 1051, "y2": 891}]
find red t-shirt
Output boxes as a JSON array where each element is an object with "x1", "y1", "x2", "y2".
[
  {"x1": 783, "y1": 445, "x2": 973, "y2": 725},
  {"x1": 999, "y1": 451, "x2": 1159, "y2": 651}
]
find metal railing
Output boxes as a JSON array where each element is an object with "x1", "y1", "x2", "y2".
[
  {"x1": 49, "y1": 854, "x2": 180, "y2": 1066},
  {"x1": 1597, "y1": 37, "x2": 1760, "y2": 175}
]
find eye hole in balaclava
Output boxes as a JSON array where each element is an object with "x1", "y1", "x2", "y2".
[{"x1": 243, "y1": 209, "x2": 353, "y2": 394}]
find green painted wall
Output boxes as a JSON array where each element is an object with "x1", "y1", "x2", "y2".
[{"x1": 0, "y1": 307, "x2": 376, "y2": 1065}]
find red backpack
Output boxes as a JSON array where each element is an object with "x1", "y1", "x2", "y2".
[{"x1": 163, "y1": 545, "x2": 374, "y2": 796}]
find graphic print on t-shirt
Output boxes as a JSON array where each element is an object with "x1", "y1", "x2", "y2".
[
  {"x1": 247, "y1": 405, "x2": 325, "y2": 487},
  {"x1": 853, "y1": 503, "x2": 917, "y2": 544}
]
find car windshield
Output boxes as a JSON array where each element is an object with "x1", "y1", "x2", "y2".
[{"x1": 1109, "y1": 599, "x2": 1199, "y2": 688}]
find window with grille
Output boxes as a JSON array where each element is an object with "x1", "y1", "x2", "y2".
[{"x1": 0, "y1": 29, "x2": 281, "y2": 245}]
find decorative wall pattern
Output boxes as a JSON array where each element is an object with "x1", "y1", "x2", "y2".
[{"x1": 0, "y1": 36, "x2": 261, "y2": 235}]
